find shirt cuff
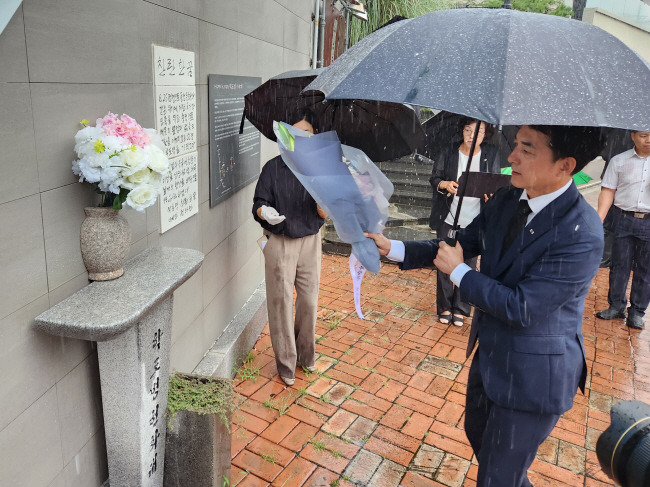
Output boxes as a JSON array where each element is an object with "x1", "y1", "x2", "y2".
[
  {"x1": 386, "y1": 240, "x2": 405, "y2": 262},
  {"x1": 450, "y1": 263, "x2": 472, "y2": 286}
]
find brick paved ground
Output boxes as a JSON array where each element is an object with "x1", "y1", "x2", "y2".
[{"x1": 230, "y1": 253, "x2": 649, "y2": 487}]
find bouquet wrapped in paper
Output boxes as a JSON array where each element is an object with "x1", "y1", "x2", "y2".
[{"x1": 274, "y1": 121, "x2": 393, "y2": 274}]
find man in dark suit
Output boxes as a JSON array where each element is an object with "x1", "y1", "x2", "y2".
[{"x1": 367, "y1": 125, "x2": 604, "y2": 486}]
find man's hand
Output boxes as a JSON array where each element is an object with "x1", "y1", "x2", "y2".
[
  {"x1": 259, "y1": 205, "x2": 286, "y2": 225},
  {"x1": 364, "y1": 232, "x2": 391, "y2": 256},
  {"x1": 433, "y1": 241, "x2": 464, "y2": 274}
]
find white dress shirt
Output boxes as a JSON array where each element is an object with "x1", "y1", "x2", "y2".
[{"x1": 601, "y1": 148, "x2": 650, "y2": 212}]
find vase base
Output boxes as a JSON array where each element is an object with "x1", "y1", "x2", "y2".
[{"x1": 88, "y1": 268, "x2": 124, "y2": 281}]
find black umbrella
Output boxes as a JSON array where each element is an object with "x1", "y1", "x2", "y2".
[
  {"x1": 306, "y1": 9, "x2": 650, "y2": 130},
  {"x1": 242, "y1": 68, "x2": 425, "y2": 162},
  {"x1": 417, "y1": 110, "x2": 515, "y2": 169},
  {"x1": 306, "y1": 8, "x2": 650, "y2": 239}
]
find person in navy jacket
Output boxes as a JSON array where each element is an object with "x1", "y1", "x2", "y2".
[{"x1": 367, "y1": 125, "x2": 605, "y2": 487}]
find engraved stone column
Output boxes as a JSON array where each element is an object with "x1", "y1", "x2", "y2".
[{"x1": 35, "y1": 247, "x2": 203, "y2": 487}]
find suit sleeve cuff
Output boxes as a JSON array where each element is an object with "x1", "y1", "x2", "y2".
[
  {"x1": 386, "y1": 240, "x2": 405, "y2": 262},
  {"x1": 450, "y1": 263, "x2": 472, "y2": 286}
]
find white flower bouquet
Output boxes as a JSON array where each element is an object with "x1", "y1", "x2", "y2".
[{"x1": 72, "y1": 112, "x2": 169, "y2": 212}]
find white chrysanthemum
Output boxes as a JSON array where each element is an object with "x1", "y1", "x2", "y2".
[
  {"x1": 74, "y1": 126, "x2": 103, "y2": 146},
  {"x1": 72, "y1": 159, "x2": 82, "y2": 178},
  {"x1": 145, "y1": 145, "x2": 169, "y2": 174},
  {"x1": 121, "y1": 147, "x2": 148, "y2": 176},
  {"x1": 102, "y1": 135, "x2": 129, "y2": 153},
  {"x1": 126, "y1": 184, "x2": 158, "y2": 212},
  {"x1": 74, "y1": 140, "x2": 93, "y2": 158},
  {"x1": 97, "y1": 165, "x2": 122, "y2": 191},
  {"x1": 107, "y1": 179, "x2": 125, "y2": 195},
  {"x1": 84, "y1": 150, "x2": 111, "y2": 169},
  {"x1": 77, "y1": 158, "x2": 102, "y2": 183}
]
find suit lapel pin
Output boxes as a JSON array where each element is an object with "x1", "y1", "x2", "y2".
[{"x1": 529, "y1": 228, "x2": 534, "y2": 235}]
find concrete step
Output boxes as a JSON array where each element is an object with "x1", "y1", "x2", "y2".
[
  {"x1": 391, "y1": 178, "x2": 433, "y2": 196},
  {"x1": 390, "y1": 192, "x2": 432, "y2": 207}
]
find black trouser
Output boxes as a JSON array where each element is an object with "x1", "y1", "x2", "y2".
[
  {"x1": 465, "y1": 350, "x2": 560, "y2": 487},
  {"x1": 436, "y1": 221, "x2": 477, "y2": 316},
  {"x1": 608, "y1": 207, "x2": 650, "y2": 317}
]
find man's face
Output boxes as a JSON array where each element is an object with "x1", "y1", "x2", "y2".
[
  {"x1": 631, "y1": 131, "x2": 650, "y2": 157},
  {"x1": 508, "y1": 125, "x2": 568, "y2": 199}
]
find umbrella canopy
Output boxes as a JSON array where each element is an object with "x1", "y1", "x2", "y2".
[
  {"x1": 305, "y1": 8, "x2": 650, "y2": 131},
  {"x1": 243, "y1": 68, "x2": 425, "y2": 162}
]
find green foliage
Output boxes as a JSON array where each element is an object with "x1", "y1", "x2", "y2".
[
  {"x1": 349, "y1": 0, "x2": 573, "y2": 46},
  {"x1": 261, "y1": 453, "x2": 276, "y2": 463},
  {"x1": 349, "y1": 0, "x2": 458, "y2": 46},
  {"x1": 479, "y1": 0, "x2": 572, "y2": 16},
  {"x1": 167, "y1": 373, "x2": 235, "y2": 432},
  {"x1": 311, "y1": 439, "x2": 327, "y2": 450},
  {"x1": 235, "y1": 352, "x2": 260, "y2": 381}
]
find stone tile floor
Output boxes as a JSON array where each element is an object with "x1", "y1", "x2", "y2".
[{"x1": 230, "y1": 253, "x2": 649, "y2": 487}]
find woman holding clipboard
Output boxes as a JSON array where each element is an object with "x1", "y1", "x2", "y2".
[{"x1": 428, "y1": 118, "x2": 501, "y2": 326}]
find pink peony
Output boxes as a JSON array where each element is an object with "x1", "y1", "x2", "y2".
[{"x1": 97, "y1": 112, "x2": 150, "y2": 147}]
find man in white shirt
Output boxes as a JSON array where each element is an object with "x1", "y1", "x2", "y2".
[
  {"x1": 366, "y1": 125, "x2": 604, "y2": 487},
  {"x1": 596, "y1": 130, "x2": 650, "y2": 330}
]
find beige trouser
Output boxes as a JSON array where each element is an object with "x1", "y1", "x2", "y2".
[{"x1": 263, "y1": 232, "x2": 322, "y2": 379}]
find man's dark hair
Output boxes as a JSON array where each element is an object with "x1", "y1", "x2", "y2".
[
  {"x1": 457, "y1": 116, "x2": 495, "y2": 140},
  {"x1": 293, "y1": 108, "x2": 317, "y2": 129},
  {"x1": 529, "y1": 125, "x2": 606, "y2": 174}
]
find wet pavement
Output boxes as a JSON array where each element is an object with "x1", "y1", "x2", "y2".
[{"x1": 230, "y1": 251, "x2": 649, "y2": 486}]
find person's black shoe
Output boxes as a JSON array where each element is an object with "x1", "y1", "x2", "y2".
[
  {"x1": 626, "y1": 314, "x2": 645, "y2": 330},
  {"x1": 596, "y1": 307, "x2": 626, "y2": 320}
]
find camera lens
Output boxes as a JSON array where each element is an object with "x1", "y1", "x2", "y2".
[{"x1": 596, "y1": 400, "x2": 650, "y2": 487}]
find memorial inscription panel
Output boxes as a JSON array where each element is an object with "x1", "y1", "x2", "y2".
[{"x1": 208, "y1": 74, "x2": 261, "y2": 207}]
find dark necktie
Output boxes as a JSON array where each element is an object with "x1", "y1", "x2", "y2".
[{"x1": 501, "y1": 199, "x2": 532, "y2": 255}]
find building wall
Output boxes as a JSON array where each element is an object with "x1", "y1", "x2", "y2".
[
  {"x1": 583, "y1": 7, "x2": 650, "y2": 62},
  {"x1": 0, "y1": 1, "x2": 313, "y2": 485}
]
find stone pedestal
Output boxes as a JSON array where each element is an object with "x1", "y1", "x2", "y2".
[{"x1": 35, "y1": 247, "x2": 204, "y2": 487}]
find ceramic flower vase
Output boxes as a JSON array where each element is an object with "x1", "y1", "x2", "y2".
[{"x1": 80, "y1": 207, "x2": 131, "y2": 281}]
